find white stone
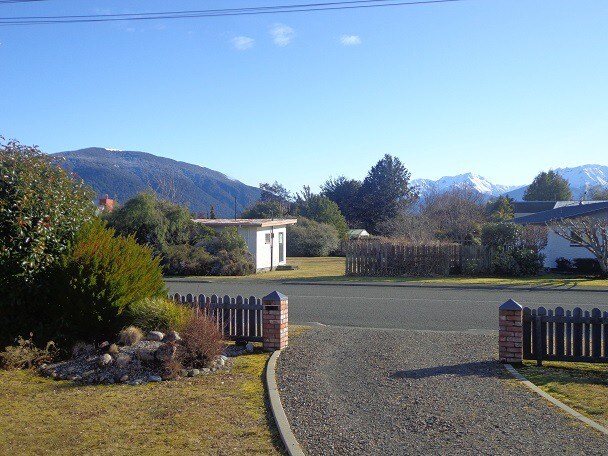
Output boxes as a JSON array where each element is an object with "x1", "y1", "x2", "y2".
[
  {"x1": 98, "y1": 353, "x2": 113, "y2": 366},
  {"x1": 147, "y1": 331, "x2": 165, "y2": 342},
  {"x1": 245, "y1": 343, "x2": 254, "y2": 353}
]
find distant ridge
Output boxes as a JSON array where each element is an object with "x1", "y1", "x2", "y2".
[{"x1": 53, "y1": 147, "x2": 261, "y2": 217}]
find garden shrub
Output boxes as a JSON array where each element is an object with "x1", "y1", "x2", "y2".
[
  {"x1": 481, "y1": 222, "x2": 521, "y2": 249},
  {"x1": 127, "y1": 297, "x2": 191, "y2": 333},
  {"x1": 512, "y1": 249, "x2": 544, "y2": 276},
  {"x1": 211, "y1": 249, "x2": 255, "y2": 276},
  {"x1": 118, "y1": 326, "x2": 144, "y2": 346},
  {"x1": 0, "y1": 335, "x2": 58, "y2": 370},
  {"x1": 177, "y1": 311, "x2": 225, "y2": 369},
  {"x1": 287, "y1": 217, "x2": 340, "y2": 257},
  {"x1": 162, "y1": 244, "x2": 214, "y2": 276},
  {"x1": 0, "y1": 139, "x2": 96, "y2": 347},
  {"x1": 492, "y1": 251, "x2": 521, "y2": 276},
  {"x1": 204, "y1": 227, "x2": 247, "y2": 254},
  {"x1": 555, "y1": 257, "x2": 573, "y2": 272},
  {"x1": 574, "y1": 258, "x2": 602, "y2": 275},
  {"x1": 49, "y1": 219, "x2": 166, "y2": 343}
]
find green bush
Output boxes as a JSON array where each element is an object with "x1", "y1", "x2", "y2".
[
  {"x1": 0, "y1": 139, "x2": 95, "y2": 347},
  {"x1": 49, "y1": 219, "x2": 166, "y2": 343},
  {"x1": 211, "y1": 249, "x2": 255, "y2": 276},
  {"x1": 492, "y1": 251, "x2": 521, "y2": 276},
  {"x1": 127, "y1": 297, "x2": 191, "y2": 333},
  {"x1": 512, "y1": 249, "x2": 544, "y2": 276},
  {"x1": 481, "y1": 222, "x2": 521, "y2": 249},
  {"x1": 287, "y1": 217, "x2": 340, "y2": 257},
  {"x1": 573, "y1": 258, "x2": 602, "y2": 274},
  {"x1": 162, "y1": 244, "x2": 214, "y2": 276}
]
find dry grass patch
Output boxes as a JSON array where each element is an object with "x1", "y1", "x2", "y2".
[
  {"x1": 520, "y1": 361, "x2": 608, "y2": 427},
  {"x1": 0, "y1": 352, "x2": 283, "y2": 456}
]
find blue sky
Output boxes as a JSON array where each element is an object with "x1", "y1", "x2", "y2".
[{"x1": 1, "y1": 0, "x2": 607, "y2": 192}]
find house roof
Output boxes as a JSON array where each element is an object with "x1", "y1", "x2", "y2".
[
  {"x1": 192, "y1": 218, "x2": 298, "y2": 228},
  {"x1": 513, "y1": 201, "x2": 608, "y2": 225},
  {"x1": 348, "y1": 229, "x2": 369, "y2": 236},
  {"x1": 512, "y1": 201, "x2": 557, "y2": 214}
]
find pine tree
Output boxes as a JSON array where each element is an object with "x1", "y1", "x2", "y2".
[
  {"x1": 523, "y1": 170, "x2": 572, "y2": 201},
  {"x1": 209, "y1": 204, "x2": 216, "y2": 219}
]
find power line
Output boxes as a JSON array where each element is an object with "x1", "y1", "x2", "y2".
[{"x1": 0, "y1": 0, "x2": 466, "y2": 26}]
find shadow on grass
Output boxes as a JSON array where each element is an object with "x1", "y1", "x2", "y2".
[
  {"x1": 391, "y1": 360, "x2": 506, "y2": 380},
  {"x1": 520, "y1": 363, "x2": 608, "y2": 388}
]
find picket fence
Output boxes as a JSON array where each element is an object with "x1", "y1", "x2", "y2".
[
  {"x1": 170, "y1": 293, "x2": 263, "y2": 342},
  {"x1": 523, "y1": 306, "x2": 608, "y2": 365},
  {"x1": 344, "y1": 241, "x2": 493, "y2": 276}
]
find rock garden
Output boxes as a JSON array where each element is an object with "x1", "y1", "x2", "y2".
[{"x1": 39, "y1": 328, "x2": 257, "y2": 385}]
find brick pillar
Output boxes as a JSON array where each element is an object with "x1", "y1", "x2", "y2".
[
  {"x1": 262, "y1": 291, "x2": 288, "y2": 351},
  {"x1": 499, "y1": 299, "x2": 523, "y2": 364}
]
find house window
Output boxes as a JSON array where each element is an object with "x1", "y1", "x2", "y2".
[
  {"x1": 570, "y1": 230, "x2": 585, "y2": 247},
  {"x1": 265, "y1": 233, "x2": 271, "y2": 244}
]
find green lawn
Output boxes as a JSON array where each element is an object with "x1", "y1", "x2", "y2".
[
  {"x1": 0, "y1": 352, "x2": 283, "y2": 456},
  {"x1": 172, "y1": 256, "x2": 608, "y2": 288},
  {"x1": 519, "y1": 361, "x2": 608, "y2": 428}
]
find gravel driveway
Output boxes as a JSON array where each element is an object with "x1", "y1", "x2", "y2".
[{"x1": 277, "y1": 326, "x2": 608, "y2": 455}]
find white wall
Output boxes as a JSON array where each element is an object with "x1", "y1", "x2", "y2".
[
  {"x1": 213, "y1": 225, "x2": 288, "y2": 271},
  {"x1": 542, "y1": 230, "x2": 597, "y2": 268},
  {"x1": 255, "y1": 226, "x2": 287, "y2": 271}
]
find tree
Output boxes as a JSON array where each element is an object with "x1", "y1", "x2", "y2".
[
  {"x1": 209, "y1": 204, "x2": 216, "y2": 219},
  {"x1": 422, "y1": 185, "x2": 485, "y2": 243},
  {"x1": 549, "y1": 217, "x2": 607, "y2": 276},
  {"x1": 356, "y1": 154, "x2": 418, "y2": 233},
  {"x1": 0, "y1": 139, "x2": 96, "y2": 289},
  {"x1": 486, "y1": 196, "x2": 514, "y2": 222},
  {"x1": 294, "y1": 186, "x2": 348, "y2": 239},
  {"x1": 375, "y1": 213, "x2": 437, "y2": 244},
  {"x1": 241, "y1": 200, "x2": 288, "y2": 219},
  {"x1": 107, "y1": 192, "x2": 215, "y2": 255},
  {"x1": 259, "y1": 181, "x2": 292, "y2": 214},
  {"x1": 588, "y1": 185, "x2": 608, "y2": 201},
  {"x1": 321, "y1": 176, "x2": 362, "y2": 226},
  {"x1": 523, "y1": 170, "x2": 572, "y2": 201}
]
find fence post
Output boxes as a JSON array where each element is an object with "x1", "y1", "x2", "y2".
[
  {"x1": 262, "y1": 291, "x2": 289, "y2": 351},
  {"x1": 499, "y1": 299, "x2": 523, "y2": 364}
]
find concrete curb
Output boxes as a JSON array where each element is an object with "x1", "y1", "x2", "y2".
[
  {"x1": 503, "y1": 364, "x2": 608, "y2": 436},
  {"x1": 282, "y1": 280, "x2": 608, "y2": 293},
  {"x1": 266, "y1": 350, "x2": 305, "y2": 456}
]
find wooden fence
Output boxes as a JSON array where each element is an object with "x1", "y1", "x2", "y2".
[
  {"x1": 523, "y1": 306, "x2": 608, "y2": 365},
  {"x1": 344, "y1": 241, "x2": 494, "y2": 276},
  {"x1": 170, "y1": 293, "x2": 263, "y2": 342}
]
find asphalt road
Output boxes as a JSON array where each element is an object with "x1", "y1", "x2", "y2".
[{"x1": 165, "y1": 281, "x2": 608, "y2": 332}]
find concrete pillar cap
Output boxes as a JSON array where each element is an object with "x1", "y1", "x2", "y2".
[
  {"x1": 499, "y1": 299, "x2": 522, "y2": 311},
  {"x1": 263, "y1": 291, "x2": 288, "y2": 301}
]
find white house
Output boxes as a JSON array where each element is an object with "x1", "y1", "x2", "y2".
[
  {"x1": 192, "y1": 218, "x2": 298, "y2": 272},
  {"x1": 513, "y1": 201, "x2": 608, "y2": 268},
  {"x1": 348, "y1": 229, "x2": 370, "y2": 239}
]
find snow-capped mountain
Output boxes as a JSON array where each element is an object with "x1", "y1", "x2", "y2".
[
  {"x1": 505, "y1": 164, "x2": 608, "y2": 200},
  {"x1": 555, "y1": 164, "x2": 608, "y2": 196},
  {"x1": 415, "y1": 165, "x2": 608, "y2": 201},
  {"x1": 412, "y1": 173, "x2": 521, "y2": 198}
]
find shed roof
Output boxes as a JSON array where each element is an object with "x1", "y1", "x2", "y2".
[
  {"x1": 192, "y1": 218, "x2": 298, "y2": 228},
  {"x1": 513, "y1": 201, "x2": 608, "y2": 225}
]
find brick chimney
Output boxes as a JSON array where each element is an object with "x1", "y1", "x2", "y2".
[{"x1": 99, "y1": 194, "x2": 114, "y2": 213}]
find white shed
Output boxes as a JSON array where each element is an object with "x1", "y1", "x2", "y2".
[{"x1": 192, "y1": 218, "x2": 298, "y2": 272}]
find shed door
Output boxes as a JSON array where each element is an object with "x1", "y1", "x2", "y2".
[{"x1": 279, "y1": 232, "x2": 284, "y2": 263}]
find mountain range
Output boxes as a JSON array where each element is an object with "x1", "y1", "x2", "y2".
[
  {"x1": 53, "y1": 148, "x2": 261, "y2": 217},
  {"x1": 413, "y1": 164, "x2": 608, "y2": 201},
  {"x1": 53, "y1": 148, "x2": 608, "y2": 216}
]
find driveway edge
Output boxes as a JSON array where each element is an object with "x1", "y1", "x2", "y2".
[
  {"x1": 266, "y1": 350, "x2": 305, "y2": 456},
  {"x1": 504, "y1": 364, "x2": 608, "y2": 436}
]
